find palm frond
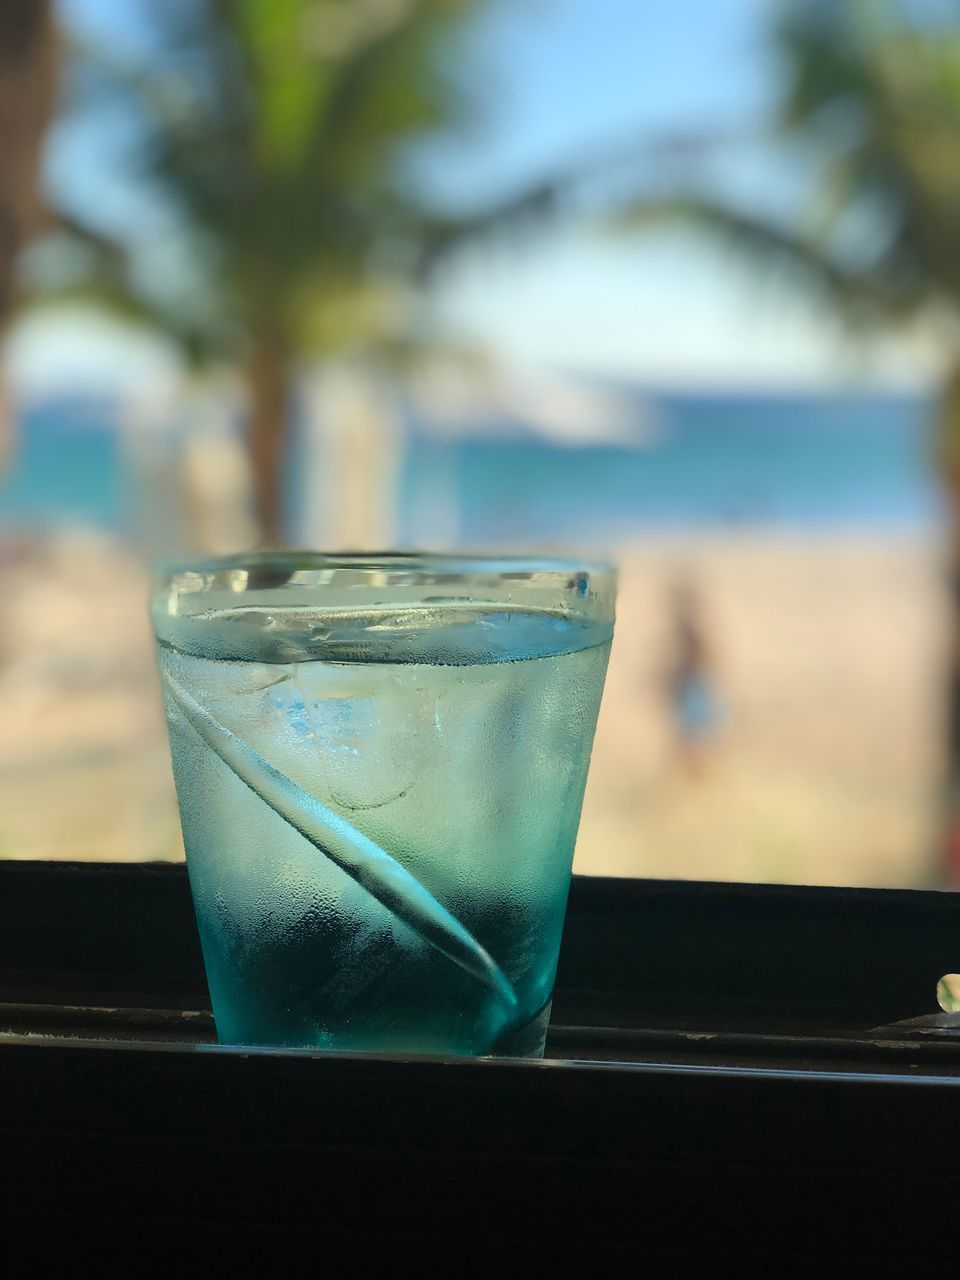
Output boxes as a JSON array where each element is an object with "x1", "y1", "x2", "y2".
[
  {"x1": 609, "y1": 194, "x2": 918, "y2": 326},
  {"x1": 415, "y1": 123, "x2": 761, "y2": 275}
]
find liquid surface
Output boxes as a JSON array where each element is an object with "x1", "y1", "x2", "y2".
[
  {"x1": 159, "y1": 604, "x2": 611, "y2": 1055},
  {"x1": 157, "y1": 602, "x2": 612, "y2": 665}
]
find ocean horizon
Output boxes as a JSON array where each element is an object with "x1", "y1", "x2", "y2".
[{"x1": 0, "y1": 385, "x2": 944, "y2": 547}]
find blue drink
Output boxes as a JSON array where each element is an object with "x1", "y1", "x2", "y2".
[{"x1": 152, "y1": 554, "x2": 614, "y2": 1056}]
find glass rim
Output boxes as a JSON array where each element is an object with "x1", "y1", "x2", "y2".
[
  {"x1": 152, "y1": 549, "x2": 617, "y2": 627},
  {"x1": 154, "y1": 548, "x2": 616, "y2": 581}
]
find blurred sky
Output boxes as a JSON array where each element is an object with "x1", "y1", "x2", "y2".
[{"x1": 6, "y1": 0, "x2": 943, "y2": 396}]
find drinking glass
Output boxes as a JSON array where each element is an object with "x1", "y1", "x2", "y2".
[{"x1": 152, "y1": 552, "x2": 615, "y2": 1056}]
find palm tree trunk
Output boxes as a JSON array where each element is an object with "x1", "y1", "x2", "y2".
[
  {"x1": 0, "y1": 2, "x2": 56, "y2": 469},
  {"x1": 0, "y1": 2, "x2": 54, "y2": 313},
  {"x1": 247, "y1": 340, "x2": 290, "y2": 544}
]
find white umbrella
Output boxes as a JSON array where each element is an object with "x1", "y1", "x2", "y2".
[{"x1": 410, "y1": 366, "x2": 663, "y2": 449}]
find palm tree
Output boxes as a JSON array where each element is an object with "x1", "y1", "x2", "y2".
[
  {"x1": 0, "y1": 1, "x2": 56, "y2": 466},
  {"x1": 611, "y1": 2, "x2": 960, "y2": 882},
  {"x1": 38, "y1": 0, "x2": 488, "y2": 542}
]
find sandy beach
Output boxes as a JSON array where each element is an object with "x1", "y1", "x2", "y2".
[
  {"x1": 0, "y1": 529, "x2": 948, "y2": 886},
  {"x1": 0, "y1": 533, "x2": 181, "y2": 862},
  {"x1": 577, "y1": 532, "x2": 946, "y2": 886}
]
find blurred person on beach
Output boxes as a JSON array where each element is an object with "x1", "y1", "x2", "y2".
[{"x1": 663, "y1": 574, "x2": 723, "y2": 778}]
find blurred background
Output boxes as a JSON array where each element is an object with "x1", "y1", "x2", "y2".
[{"x1": 3, "y1": 0, "x2": 960, "y2": 887}]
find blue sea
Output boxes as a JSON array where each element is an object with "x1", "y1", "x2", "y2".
[{"x1": 0, "y1": 388, "x2": 942, "y2": 546}]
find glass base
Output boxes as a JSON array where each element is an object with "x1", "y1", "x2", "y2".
[
  {"x1": 211, "y1": 997, "x2": 554, "y2": 1059},
  {"x1": 487, "y1": 998, "x2": 552, "y2": 1059}
]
